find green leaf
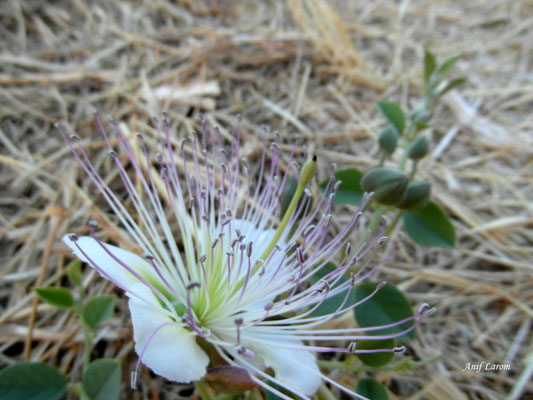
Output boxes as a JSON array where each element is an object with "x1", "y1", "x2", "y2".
[
  {"x1": 311, "y1": 263, "x2": 357, "y2": 317},
  {"x1": 356, "y1": 379, "x2": 389, "y2": 400},
  {"x1": 82, "y1": 295, "x2": 115, "y2": 329},
  {"x1": 375, "y1": 101, "x2": 405, "y2": 135},
  {"x1": 355, "y1": 338, "x2": 396, "y2": 367},
  {"x1": 437, "y1": 77, "x2": 467, "y2": 99},
  {"x1": 437, "y1": 55, "x2": 460, "y2": 79},
  {"x1": 423, "y1": 50, "x2": 437, "y2": 87},
  {"x1": 0, "y1": 362, "x2": 67, "y2": 400},
  {"x1": 319, "y1": 168, "x2": 364, "y2": 205},
  {"x1": 82, "y1": 359, "x2": 121, "y2": 400},
  {"x1": 35, "y1": 287, "x2": 74, "y2": 308},
  {"x1": 67, "y1": 259, "x2": 83, "y2": 287},
  {"x1": 403, "y1": 201, "x2": 455, "y2": 247},
  {"x1": 354, "y1": 281, "x2": 415, "y2": 340}
]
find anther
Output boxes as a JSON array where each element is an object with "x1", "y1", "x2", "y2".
[
  {"x1": 296, "y1": 247, "x2": 305, "y2": 264},
  {"x1": 237, "y1": 346, "x2": 255, "y2": 358},
  {"x1": 394, "y1": 346, "x2": 406, "y2": 353},
  {"x1": 348, "y1": 342, "x2": 357, "y2": 353},
  {"x1": 303, "y1": 225, "x2": 315, "y2": 237},
  {"x1": 187, "y1": 282, "x2": 201, "y2": 290},
  {"x1": 285, "y1": 241, "x2": 298, "y2": 254},
  {"x1": 87, "y1": 220, "x2": 99, "y2": 228},
  {"x1": 130, "y1": 371, "x2": 138, "y2": 389},
  {"x1": 68, "y1": 233, "x2": 79, "y2": 242},
  {"x1": 291, "y1": 161, "x2": 301, "y2": 172},
  {"x1": 320, "y1": 279, "x2": 330, "y2": 293},
  {"x1": 418, "y1": 303, "x2": 430, "y2": 313},
  {"x1": 345, "y1": 243, "x2": 352, "y2": 255},
  {"x1": 424, "y1": 307, "x2": 437, "y2": 316},
  {"x1": 377, "y1": 281, "x2": 387, "y2": 290}
]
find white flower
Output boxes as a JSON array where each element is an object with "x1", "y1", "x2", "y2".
[{"x1": 59, "y1": 115, "x2": 432, "y2": 400}]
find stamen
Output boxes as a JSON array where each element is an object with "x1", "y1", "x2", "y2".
[{"x1": 237, "y1": 346, "x2": 255, "y2": 358}]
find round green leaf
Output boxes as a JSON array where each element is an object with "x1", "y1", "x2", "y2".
[
  {"x1": 35, "y1": 287, "x2": 74, "y2": 308},
  {"x1": 355, "y1": 338, "x2": 396, "y2": 367},
  {"x1": 403, "y1": 201, "x2": 455, "y2": 247},
  {"x1": 375, "y1": 101, "x2": 405, "y2": 135},
  {"x1": 354, "y1": 281, "x2": 415, "y2": 340},
  {"x1": 310, "y1": 263, "x2": 357, "y2": 317},
  {"x1": 319, "y1": 168, "x2": 364, "y2": 205},
  {"x1": 82, "y1": 295, "x2": 115, "y2": 329},
  {"x1": 82, "y1": 359, "x2": 121, "y2": 400},
  {"x1": 356, "y1": 379, "x2": 389, "y2": 400},
  {"x1": 0, "y1": 362, "x2": 67, "y2": 400}
]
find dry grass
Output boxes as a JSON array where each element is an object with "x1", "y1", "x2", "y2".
[{"x1": 1, "y1": 1, "x2": 533, "y2": 399}]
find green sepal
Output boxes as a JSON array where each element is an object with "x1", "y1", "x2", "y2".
[
  {"x1": 378, "y1": 125, "x2": 399, "y2": 154},
  {"x1": 397, "y1": 181, "x2": 431, "y2": 212},
  {"x1": 361, "y1": 168, "x2": 409, "y2": 206},
  {"x1": 407, "y1": 136, "x2": 429, "y2": 160}
]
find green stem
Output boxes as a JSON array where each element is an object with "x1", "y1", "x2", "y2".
[
  {"x1": 368, "y1": 204, "x2": 388, "y2": 232},
  {"x1": 255, "y1": 158, "x2": 317, "y2": 271},
  {"x1": 196, "y1": 379, "x2": 211, "y2": 400},
  {"x1": 353, "y1": 204, "x2": 388, "y2": 256},
  {"x1": 409, "y1": 160, "x2": 419, "y2": 179},
  {"x1": 82, "y1": 321, "x2": 93, "y2": 370},
  {"x1": 384, "y1": 210, "x2": 404, "y2": 237},
  {"x1": 398, "y1": 142, "x2": 410, "y2": 171},
  {"x1": 68, "y1": 382, "x2": 90, "y2": 400},
  {"x1": 378, "y1": 152, "x2": 386, "y2": 167}
]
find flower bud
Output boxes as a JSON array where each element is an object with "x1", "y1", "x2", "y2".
[
  {"x1": 361, "y1": 168, "x2": 409, "y2": 205},
  {"x1": 205, "y1": 366, "x2": 257, "y2": 393},
  {"x1": 300, "y1": 156, "x2": 317, "y2": 187},
  {"x1": 397, "y1": 181, "x2": 431, "y2": 211},
  {"x1": 408, "y1": 136, "x2": 429, "y2": 160},
  {"x1": 378, "y1": 125, "x2": 399, "y2": 154}
]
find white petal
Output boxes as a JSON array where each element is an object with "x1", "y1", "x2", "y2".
[
  {"x1": 62, "y1": 235, "x2": 154, "y2": 291},
  {"x1": 230, "y1": 219, "x2": 278, "y2": 261},
  {"x1": 245, "y1": 334, "x2": 321, "y2": 396},
  {"x1": 129, "y1": 283, "x2": 209, "y2": 382}
]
